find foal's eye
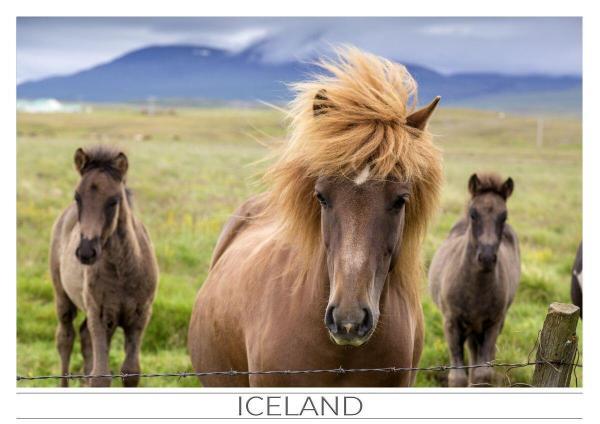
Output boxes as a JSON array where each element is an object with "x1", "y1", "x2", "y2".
[
  {"x1": 106, "y1": 198, "x2": 119, "y2": 209},
  {"x1": 391, "y1": 196, "x2": 406, "y2": 211},
  {"x1": 315, "y1": 191, "x2": 329, "y2": 208},
  {"x1": 469, "y1": 209, "x2": 478, "y2": 220}
]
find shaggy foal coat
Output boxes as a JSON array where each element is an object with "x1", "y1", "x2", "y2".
[
  {"x1": 50, "y1": 146, "x2": 158, "y2": 387},
  {"x1": 429, "y1": 173, "x2": 520, "y2": 387}
]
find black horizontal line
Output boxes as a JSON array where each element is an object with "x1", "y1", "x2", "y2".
[
  {"x1": 16, "y1": 391, "x2": 584, "y2": 395},
  {"x1": 15, "y1": 418, "x2": 583, "y2": 421}
]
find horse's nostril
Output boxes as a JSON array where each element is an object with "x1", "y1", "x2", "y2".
[
  {"x1": 89, "y1": 249, "x2": 97, "y2": 258},
  {"x1": 324, "y1": 305, "x2": 337, "y2": 333},
  {"x1": 75, "y1": 247, "x2": 81, "y2": 259},
  {"x1": 478, "y1": 253, "x2": 497, "y2": 264},
  {"x1": 358, "y1": 308, "x2": 373, "y2": 336}
]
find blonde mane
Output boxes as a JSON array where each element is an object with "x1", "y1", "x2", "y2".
[{"x1": 253, "y1": 47, "x2": 443, "y2": 305}]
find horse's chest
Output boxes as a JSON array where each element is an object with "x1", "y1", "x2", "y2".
[
  {"x1": 450, "y1": 282, "x2": 506, "y2": 330},
  {"x1": 247, "y1": 300, "x2": 415, "y2": 386},
  {"x1": 83, "y1": 264, "x2": 145, "y2": 319},
  {"x1": 251, "y1": 331, "x2": 413, "y2": 386}
]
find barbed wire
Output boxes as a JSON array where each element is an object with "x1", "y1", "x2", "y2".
[
  {"x1": 16, "y1": 359, "x2": 582, "y2": 383},
  {"x1": 17, "y1": 327, "x2": 583, "y2": 387}
]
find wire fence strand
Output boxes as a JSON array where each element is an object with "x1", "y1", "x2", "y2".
[{"x1": 16, "y1": 359, "x2": 582, "y2": 383}]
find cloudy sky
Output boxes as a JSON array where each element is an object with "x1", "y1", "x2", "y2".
[{"x1": 17, "y1": 17, "x2": 582, "y2": 83}]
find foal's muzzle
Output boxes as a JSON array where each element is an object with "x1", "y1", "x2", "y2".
[
  {"x1": 477, "y1": 245, "x2": 498, "y2": 272},
  {"x1": 324, "y1": 304, "x2": 374, "y2": 347},
  {"x1": 76, "y1": 237, "x2": 101, "y2": 265}
]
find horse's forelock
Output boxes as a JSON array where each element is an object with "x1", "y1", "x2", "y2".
[
  {"x1": 80, "y1": 145, "x2": 126, "y2": 180},
  {"x1": 470, "y1": 173, "x2": 507, "y2": 198}
]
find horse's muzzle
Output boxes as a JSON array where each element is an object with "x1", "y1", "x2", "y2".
[
  {"x1": 325, "y1": 304, "x2": 374, "y2": 347},
  {"x1": 477, "y1": 245, "x2": 498, "y2": 272},
  {"x1": 76, "y1": 237, "x2": 101, "y2": 265}
]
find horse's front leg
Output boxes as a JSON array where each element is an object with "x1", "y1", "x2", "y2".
[
  {"x1": 86, "y1": 310, "x2": 112, "y2": 387},
  {"x1": 470, "y1": 321, "x2": 502, "y2": 386},
  {"x1": 55, "y1": 294, "x2": 77, "y2": 388},
  {"x1": 444, "y1": 318, "x2": 468, "y2": 387},
  {"x1": 79, "y1": 319, "x2": 93, "y2": 386},
  {"x1": 121, "y1": 312, "x2": 150, "y2": 387}
]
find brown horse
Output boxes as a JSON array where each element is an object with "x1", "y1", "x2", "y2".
[
  {"x1": 188, "y1": 48, "x2": 443, "y2": 386},
  {"x1": 50, "y1": 146, "x2": 158, "y2": 387},
  {"x1": 428, "y1": 173, "x2": 520, "y2": 387}
]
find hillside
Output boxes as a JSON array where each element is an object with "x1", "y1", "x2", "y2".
[{"x1": 17, "y1": 43, "x2": 581, "y2": 113}]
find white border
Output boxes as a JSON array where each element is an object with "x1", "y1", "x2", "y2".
[{"x1": 4, "y1": 1, "x2": 595, "y2": 423}]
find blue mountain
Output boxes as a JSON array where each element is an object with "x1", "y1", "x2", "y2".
[{"x1": 17, "y1": 43, "x2": 582, "y2": 109}]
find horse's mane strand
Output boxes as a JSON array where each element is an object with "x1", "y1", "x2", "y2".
[{"x1": 257, "y1": 47, "x2": 443, "y2": 305}]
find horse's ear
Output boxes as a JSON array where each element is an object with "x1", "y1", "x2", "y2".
[
  {"x1": 406, "y1": 96, "x2": 441, "y2": 130},
  {"x1": 313, "y1": 89, "x2": 333, "y2": 117},
  {"x1": 468, "y1": 173, "x2": 480, "y2": 196},
  {"x1": 114, "y1": 152, "x2": 129, "y2": 178},
  {"x1": 501, "y1": 177, "x2": 514, "y2": 199},
  {"x1": 74, "y1": 148, "x2": 88, "y2": 175}
]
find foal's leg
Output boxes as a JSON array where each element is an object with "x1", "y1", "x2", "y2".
[
  {"x1": 121, "y1": 312, "x2": 150, "y2": 387},
  {"x1": 466, "y1": 334, "x2": 479, "y2": 367},
  {"x1": 470, "y1": 323, "x2": 502, "y2": 386},
  {"x1": 86, "y1": 311, "x2": 112, "y2": 387},
  {"x1": 466, "y1": 333, "x2": 491, "y2": 387},
  {"x1": 444, "y1": 319, "x2": 468, "y2": 387},
  {"x1": 79, "y1": 319, "x2": 93, "y2": 386},
  {"x1": 54, "y1": 289, "x2": 77, "y2": 388}
]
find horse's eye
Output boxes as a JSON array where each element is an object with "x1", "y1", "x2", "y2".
[
  {"x1": 315, "y1": 191, "x2": 329, "y2": 208},
  {"x1": 469, "y1": 209, "x2": 478, "y2": 220},
  {"x1": 74, "y1": 192, "x2": 81, "y2": 203},
  {"x1": 106, "y1": 198, "x2": 119, "y2": 209},
  {"x1": 392, "y1": 196, "x2": 406, "y2": 211}
]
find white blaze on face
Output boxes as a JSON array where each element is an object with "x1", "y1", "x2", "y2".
[
  {"x1": 341, "y1": 214, "x2": 367, "y2": 275},
  {"x1": 338, "y1": 164, "x2": 372, "y2": 274},
  {"x1": 353, "y1": 165, "x2": 371, "y2": 186},
  {"x1": 332, "y1": 164, "x2": 372, "y2": 294}
]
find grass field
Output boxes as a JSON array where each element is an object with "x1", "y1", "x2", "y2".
[{"x1": 17, "y1": 105, "x2": 582, "y2": 387}]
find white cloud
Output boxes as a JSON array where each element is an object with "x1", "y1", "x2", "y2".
[
  {"x1": 216, "y1": 28, "x2": 270, "y2": 51},
  {"x1": 420, "y1": 24, "x2": 474, "y2": 37}
]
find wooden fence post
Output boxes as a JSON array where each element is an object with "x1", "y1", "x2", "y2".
[
  {"x1": 532, "y1": 302, "x2": 580, "y2": 387},
  {"x1": 536, "y1": 117, "x2": 544, "y2": 148}
]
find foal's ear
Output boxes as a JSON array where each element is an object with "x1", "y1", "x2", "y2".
[
  {"x1": 468, "y1": 173, "x2": 481, "y2": 196},
  {"x1": 74, "y1": 148, "x2": 88, "y2": 175},
  {"x1": 113, "y1": 152, "x2": 129, "y2": 178},
  {"x1": 406, "y1": 96, "x2": 441, "y2": 130},
  {"x1": 501, "y1": 177, "x2": 514, "y2": 199},
  {"x1": 313, "y1": 89, "x2": 333, "y2": 117}
]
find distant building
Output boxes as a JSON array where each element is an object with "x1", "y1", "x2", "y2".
[{"x1": 16, "y1": 98, "x2": 88, "y2": 113}]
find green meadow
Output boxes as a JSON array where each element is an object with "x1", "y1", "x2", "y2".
[{"x1": 17, "y1": 105, "x2": 582, "y2": 387}]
